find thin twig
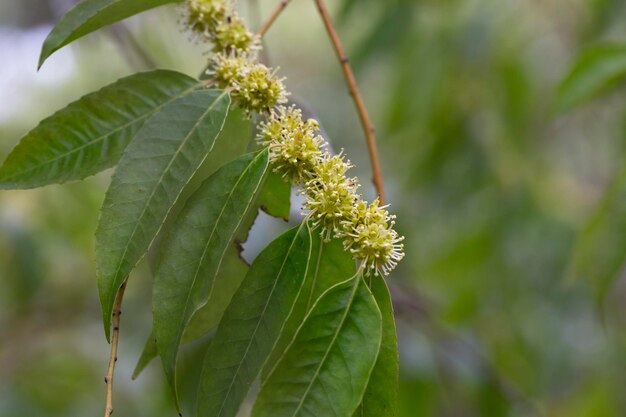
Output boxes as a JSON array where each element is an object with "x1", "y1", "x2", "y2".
[
  {"x1": 104, "y1": 279, "x2": 128, "y2": 417},
  {"x1": 258, "y1": 0, "x2": 291, "y2": 37},
  {"x1": 312, "y1": 0, "x2": 386, "y2": 204}
]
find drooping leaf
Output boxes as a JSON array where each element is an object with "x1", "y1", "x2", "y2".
[
  {"x1": 0, "y1": 70, "x2": 198, "y2": 189},
  {"x1": 143, "y1": 107, "x2": 252, "y2": 278},
  {"x1": 133, "y1": 333, "x2": 158, "y2": 379},
  {"x1": 196, "y1": 223, "x2": 312, "y2": 417},
  {"x1": 132, "y1": 169, "x2": 291, "y2": 379},
  {"x1": 133, "y1": 110, "x2": 251, "y2": 380},
  {"x1": 39, "y1": 0, "x2": 181, "y2": 68},
  {"x1": 152, "y1": 150, "x2": 270, "y2": 409},
  {"x1": 132, "y1": 245, "x2": 246, "y2": 380},
  {"x1": 96, "y1": 89, "x2": 230, "y2": 341},
  {"x1": 556, "y1": 43, "x2": 626, "y2": 111},
  {"x1": 354, "y1": 273, "x2": 398, "y2": 417},
  {"x1": 252, "y1": 274, "x2": 382, "y2": 417},
  {"x1": 261, "y1": 235, "x2": 356, "y2": 380},
  {"x1": 192, "y1": 109, "x2": 254, "y2": 190},
  {"x1": 569, "y1": 165, "x2": 626, "y2": 300}
]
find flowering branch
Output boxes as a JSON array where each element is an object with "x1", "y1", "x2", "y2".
[
  {"x1": 313, "y1": 0, "x2": 386, "y2": 204},
  {"x1": 183, "y1": 0, "x2": 404, "y2": 275}
]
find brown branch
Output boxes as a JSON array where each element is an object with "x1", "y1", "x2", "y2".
[
  {"x1": 258, "y1": 0, "x2": 291, "y2": 38},
  {"x1": 313, "y1": 0, "x2": 386, "y2": 204},
  {"x1": 104, "y1": 279, "x2": 128, "y2": 417}
]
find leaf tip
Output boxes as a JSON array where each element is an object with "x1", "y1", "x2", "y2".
[{"x1": 37, "y1": 43, "x2": 52, "y2": 71}]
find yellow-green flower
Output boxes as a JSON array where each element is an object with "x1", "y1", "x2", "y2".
[
  {"x1": 341, "y1": 199, "x2": 405, "y2": 275},
  {"x1": 211, "y1": 53, "x2": 248, "y2": 85},
  {"x1": 304, "y1": 153, "x2": 359, "y2": 240},
  {"x1": 184, "y1": 0, "x2": 226, "y2": 37},
  {"x1": 213, "y1": 14, "x2": 258, "y2": 52},
  {"x1": 210, "y1": 54, "x2": 287, "y2": 112},
  {"x1": 258, "y1": 106, "x2": 324, "y2": 183}
]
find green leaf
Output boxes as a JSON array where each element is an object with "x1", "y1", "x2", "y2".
[
  {"x1": 133, "y1": 110, "x2": 251, "y2": 380},
  {"x1": 257, "y1": 172, "x2": 291, "y2": 220},
  {"x1": 569, "y1": 164, "x2": 626, "y2": 300},
  {"x1": 252, "y1": 274, "x2": 382, "y2": 417},
  {"x1": 143, "y1": 108, "x2": 252, "y2": 275},
  {"x1": 132, "y1": 246, "x2": 246, "y2": 380},
  {"x1": 354, "y1": 274, "x2": 398, "y2": 417},
  {"x1": 132, "y1": 330, "x2": 159, "y2": 379},
  {"x1": 307, "y1": 237, "x2": 358, "y2": 304},
  {"x1": 197, "y1": 223, "x2": 312, "y2": 417},
  {"x1": 181, "y1": 247, "x2": 248, "y2": 341},
  {"x1": 0, "y1": 70, "x2": 198, "y2": 189},
  {"x1": 96, "y1": 89, "x2": 230, "y2": 341},
  {"x1": 556, "y1": 43, "x2": 626, "y2": 111},
  {"x1": 39, "y1": 0, "x2": 181, "y2": 68},
  {"x1": 152, "y1": 150, "x2": 270, "y2": 409},
  {"x1": 261, "y1": 235, "x2": 357, "y2": 380},
  {"x1": 132, "y1": 170, "x2": 292, "y2": 380}
]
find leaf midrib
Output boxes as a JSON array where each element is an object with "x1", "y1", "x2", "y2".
[
  {"x1": 169, "y1": 151, "x2": 268, "y2": 397},
  {"x1": 261, "y1": 239, "x2": 326, "y2": 383},
  {"x1": 0, "y1": 81, "x2": 199, "y2": 182},
  {"x1": 213, "y1": 223, "x2": 309, "y2": 417},
  {"x1": 289, "y1": 276, "x2": 361, "y2": 417},
  {"x1": 44, "y1": 0, "x2": 132, "y2": 62},
  {"x1": 105, "y1": 90, "x2": 228, "y2": 317}
]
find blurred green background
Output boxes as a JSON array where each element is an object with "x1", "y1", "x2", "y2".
[{"x1": 2, "y1": 0, "x2": 626, "y2": 416}]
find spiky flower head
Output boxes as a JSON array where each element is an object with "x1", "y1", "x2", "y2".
[
  {"x1": 235, "y1": 65, "x2": 287, "y2": 112},
  {"x1": 342, "y1": 198, "x2": 405, "y2": 275},
  {"x1": 213, "y1": 14, "x2": 259, "y2": 53},
  {"x1": 304, "y1": 153, "x2": 359, "y2": 240},
  {"x1": 211, "y1": 53, "x2": 248, "y2": 85},
  {"x1": 258, "y1": 106, "x2": 324, "y2": 183},
  {"x1": 184, "y1": 0, "x2": 227, "y2": 37}
]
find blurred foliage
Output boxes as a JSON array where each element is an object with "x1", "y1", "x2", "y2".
[{"x1": 3, "y1": 0, "x2": 626, "y2": 416}]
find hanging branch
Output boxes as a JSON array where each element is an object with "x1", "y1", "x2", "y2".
[
  {"x1": 312, "y1": 0, "x2": 386, "y2": 204},
  {"x1": 103, "y1": 279, "x2": 128, "y2": 417}
]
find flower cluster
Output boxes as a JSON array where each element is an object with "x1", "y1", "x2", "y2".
[
  {"x1": 184, "y1": 0, "x2": 258, "y2": 53},
  {"x1": 183, "y1": 0, "x2": 404, "y2": 274},
  {"x1": 342, "y1": 199, "x2": 405, "y2": 275},
  {"x1": 258, "y1": 106, "x2": 324, "y2": 183},
  {"x1": 303, "y1": 153, "x2": 359, "y2": 239},
  {"x1": 211, "y1": 55, "x2": 287, "y2": 113}
]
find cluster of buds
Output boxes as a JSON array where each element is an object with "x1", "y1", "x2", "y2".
[{"x1": 183, "y1": 0, "x2": 404, "y2": 274}]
